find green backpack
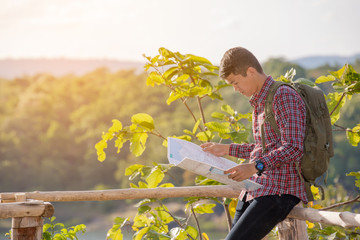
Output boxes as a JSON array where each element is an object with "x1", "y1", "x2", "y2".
[{"x1": 261, "y1": 80, "x2": 334, "y2": 201}]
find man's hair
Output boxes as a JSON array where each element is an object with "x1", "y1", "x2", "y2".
[{"x1": 219, "y1": 47, "x2": 264, "y2": 79}]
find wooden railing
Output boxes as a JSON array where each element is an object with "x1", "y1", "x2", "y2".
[{"x1": 1, "y1": 186, "x2": 360, "y2": 240}]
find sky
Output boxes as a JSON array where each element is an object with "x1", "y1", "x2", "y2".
[{"x1": 1, "y1": 0, "x2": 359, "y2": 64}]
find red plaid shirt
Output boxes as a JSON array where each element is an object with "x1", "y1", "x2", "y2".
[{"x1": 229, "y1": 76, "x2": 308, "y2": 203}]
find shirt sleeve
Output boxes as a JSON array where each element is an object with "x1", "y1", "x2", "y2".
[
  {"x1": 259, "y1": 86, "x2": 306, "y2": 170},
  {"x1": 229, "y1": 143, "x2": 255, "y2": 159}
]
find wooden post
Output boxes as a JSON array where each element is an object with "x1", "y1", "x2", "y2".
[
  {"x1": 3, "y1": 198, "x2": 55, "y2": 240},
  {"x1": 11, "y1": 216, "x2": 43, "y2": 240},
  {"x1": 278, "y1": 203, "x2": 308, "y2": 240}
]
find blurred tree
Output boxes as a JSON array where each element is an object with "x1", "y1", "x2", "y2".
[{"x1": 262, "y1": 57, "x2": 307, "y2": 79}]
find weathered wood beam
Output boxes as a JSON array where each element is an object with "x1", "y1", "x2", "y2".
[
  {"x1": 0, "y1": 202, "x2": 54, "y2": 219},
  {"x1": 288, "y1": 206, "x2": 360, "y2": 229},
  {"x1": 2, "y1": 186, "x2": 360, "y2": 229},
  {"x1": 0, "y1": 185, "x2": 240, "y2": 202}
]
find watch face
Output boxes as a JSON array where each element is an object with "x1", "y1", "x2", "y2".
[{"x1": 256, "y1": 161, "x2": 264, "y2": 171}]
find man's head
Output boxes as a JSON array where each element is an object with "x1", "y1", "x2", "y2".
[
  {"x1": 219, "y1": 47, "x2": 266, "y2": 97},
  {"x1": 219, "y1": 47, "x2": 263, "y2": 79}
]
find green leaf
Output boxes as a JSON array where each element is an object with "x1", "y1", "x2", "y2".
[
  {"x1": 235, "y1": 112, "x2": 252, "y2": 121},
  {"x1": 175, "y1": 74, "x2": 189, "y2": 82},
  {"x1": 195, "y1": 175, "x2": 223, "y2": 186},
  {"x1": 221, "y1": 104, "x2": 235, "y2": 115},
  {"x1": 131, "y1": 113, "x2": 155, "y2": 131},
  {"x1": 192, "y1": 119, "x2": 201, "y2": 134},
  {"x1": 193, "y1": 203, "x2": 216, "y2": 214},
  {"x1": 330, "y1": 65, "x2": 346, "y2": 79},
  {"x1": 205, "y1": 121, "x2": 230, "y2": 133},
  {"x1": 294, "y1": 78, "x2": 316, "y2": 87},
  {"x1": 130, "y1": 183, "x2": 138, "y2": 188},
  {"x1": 188, "y1": 86, "x2": 209, "y2": 97},
  {"x1": 186, "y1": 54, "x2": 212, "y2": 65},
  {"x1": 159, "y1": 47, "x2": 175, "y2": 58},
  {"x1": 135, "y1": 199, "x2": 153, "y2": 207},
  {"x1": 346, "y1": 131, "x2": 360, "y2": 147},
  {"x1": 163, "y1": 67, "x2": 179, "y2": 80},
  {"x1": 174, "y1": 51, "x2": 186, "y2": 62},
  {"x1": 155, "y1": 206, "x2": 173, "y2": 224},
  {"x1": 134, "y1": 227, "x2": 150, "y2": 240},
  {"x1": 147, "y1": 72, "x2": 165, "y2": 87},
  {"x1": 183, "y1": 129, "x2": 193, "y2": 136},
  {"x1": 108, "y1": 119, "x2": 123, "y2": 133},
  {"x1": 196, "y1": 131, "x2": 213, "y2": 142},
  {"x1": 166, "y1": 91, "x2": 183, "y2": 105},
  {"x1": 101, "y1": 132, "x2": 113, "y2": 141},
  {"x1": 185, "y1": 226, "x2": 199, "y2": 239},
  {"x1": 115, "y1": 137, "x2": 126, "y2": 154},
  {"x1": 130, "y1": 133, "x2": 148, "y2": 157},
  {"x1": 211, "y1": 112, "x2": 226, "y2": 120},
  {"x1": 208, "y1": 92, "x2": 223, "y2": 100},
  {"x1": 218, "y1": 132, "x2": 230, "y2": 139},
  {"x1": 215, "y1": 81, "x2": 231, "y2": 90},
  {"x1": 145, "y1": 230, "x2": 171, "y2": 240},
  {"x1": 125, "y1": 164, "x2": 144, "y2": 176},
  {"x1": 346, "y1": 82, "x2": 360, "y2": 94},
  {"x1": 95, "y1": 140, "x2": 107, "y2": 162},
  {"x1": 43, "y1": 223, "x2": 51, "y2": 232},
  {"x1": 138, "y1": 181, "x2": 148, "y2": 188},
  {"x1": 140, "y1": 166, "x2": 153, "y2": 178},
  {"x1": 173, "y1": 216, "x2": 187, "y2": 223},
  {"x1": 230, "y1": 131, "x2": 249, "y2": 144},
  {"x1": 326, "y1": 92, "x2": 346, "y2": 124},
  {"x1": 315, "y1": 75, "x2": 336, "y2": 84},
  {"x1": 353, "y1": 124, "x2": 360, "y2": 132},
  {"x1": 169, "y1": 135, "x2": 192, "y2": 143},
  {"x1": 159, "y1": 183, "x2": 175, "y2": 188},
  {"x1": 138, "y1": 205, "x2": 151, "y2": 215},
  {"x1": 145, "y1": 167, "x2": 165, "y2": 188},
  {"x1": 114, "y1": 217, "x2": 129, "y2": 227}
]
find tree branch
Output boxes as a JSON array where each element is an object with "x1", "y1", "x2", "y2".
[
  {"x1": 320, "y1": 195, "x2": 360, "y2": 211},
  {"x1": 329, "y1": 92, "x2": 346, "y2": 117},
  {"x1": 197, "y1": 96, "x2": 207, "y2": 126},
  {"x1": 190, "y1": 204, "x2": 203, "y2": 240},
  {"x1": 222, "y1": 198, "x2": 233, "y2": 232}
]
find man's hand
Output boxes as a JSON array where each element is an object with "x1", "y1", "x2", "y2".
[
  {"x1": 200, "y1": 142, "x2": 230, "y2": 157},
  {"x1": 224, "y1": 162, "x2": 257, "y2": 182}
]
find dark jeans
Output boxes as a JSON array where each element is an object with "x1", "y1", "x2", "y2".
[{"x1": 225, "y1": 194, "x2": 300, "y2": 240}]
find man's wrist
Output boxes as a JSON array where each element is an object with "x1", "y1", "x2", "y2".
[{"x1": 223, "y1": 144, "x2": 230, "y2": 155}]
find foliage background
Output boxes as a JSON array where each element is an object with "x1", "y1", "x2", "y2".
[{"x1": 1, "y1": 57, "x2": 360, "y2": 237}]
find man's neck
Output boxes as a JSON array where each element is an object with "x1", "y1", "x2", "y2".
[{"x1": 254, "y1": 73, "x2": 268, "y2": 95}]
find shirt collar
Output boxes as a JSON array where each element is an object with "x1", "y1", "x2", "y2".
[{"x1": 249, "y1": 76, "x2": 274, "y2": 107}]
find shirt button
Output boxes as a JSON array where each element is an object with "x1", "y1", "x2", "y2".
[{"x1": 276, "y1": 163, "x2": 281, "y2": 168}]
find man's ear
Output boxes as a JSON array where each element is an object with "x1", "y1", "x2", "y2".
[{"x1": 247, "y1": 67, "x2": 257, "y2": 76}]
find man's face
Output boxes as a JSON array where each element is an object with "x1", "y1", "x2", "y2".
[{"x1": 225, "y1": 72, "x2": 257, "y2": 97}]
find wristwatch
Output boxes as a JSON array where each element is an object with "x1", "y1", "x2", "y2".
[{"x1": 255, "y1": 160, "x2": 265, "y2": 176}]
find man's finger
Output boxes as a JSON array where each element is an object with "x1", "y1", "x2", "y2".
[{"x1": 200, "y1": 142, "x2": 213, "y2": 148}]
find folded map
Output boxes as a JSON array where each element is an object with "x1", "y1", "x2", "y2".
[{"x1": 167, "y1": 137, "x2": 262, "y2": 192}]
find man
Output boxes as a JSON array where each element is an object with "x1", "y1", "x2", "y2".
[{"x1": 201, "y1": 47, "x2": 308, "y2": 239}]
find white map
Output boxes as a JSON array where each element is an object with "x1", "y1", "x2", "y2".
[{"x1": 167, "y1": 137, "x2": 262, "y2": 192}]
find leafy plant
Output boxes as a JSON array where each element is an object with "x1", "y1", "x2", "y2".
[
  {"x1": 106, "y1": 162, "x2": 221, "y2": 240},
  {"x1": 42, "y1": 216, "x2": 86, "y2": 240},
  {"x1": 5, "y1": 217, "x2": 86, "y2": 240}
]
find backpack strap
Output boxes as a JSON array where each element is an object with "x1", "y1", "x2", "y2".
[{"x1": 260, "y1": 81, "x2": 288, "y2": 153}]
